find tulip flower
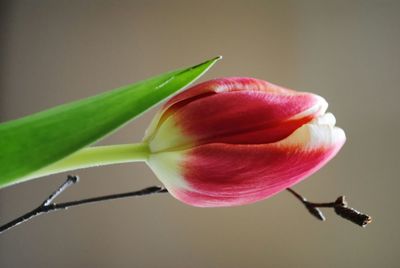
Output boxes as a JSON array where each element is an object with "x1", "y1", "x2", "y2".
[
  {"x1": 24, "y1": 77, "x2": 345, "y2": 208},
  {"x1": 144, "y1": 77, "x2": 346, "y2": 207}
]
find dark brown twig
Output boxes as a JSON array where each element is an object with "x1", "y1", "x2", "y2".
[
  {"x1": 0, "y1": 175, "x2": 168, "y2": 234},
  {"x1": 287, "y1": 188, "x2": 372, "y2": 227},
  {"x1": 0, "y1": 175, "x2": 371, "y2": 234}
]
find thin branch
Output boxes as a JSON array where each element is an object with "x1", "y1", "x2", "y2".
[
  {"x1": 0, "y1": 175, "x2": 168, "y2": 234},
  {"x1": 43, "y1": 175, "x2": 78, "y2": 206},
  {"x1": 286, "y1": 188, "x2": 326, "y2": 221},
  {"x1": 286, "y1": 188, "x2": 372, "y2": 227},
  {"x1": 0, "y1": 175, "x2": 372, "y2": 234}
]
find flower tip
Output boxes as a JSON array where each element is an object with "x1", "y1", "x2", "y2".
[
  {"x1": 335, "y1": 127, "x2": 347, "y2": 145},
  {"x1": 314, "y1": 94, "x2": 329, "y2": 116}
]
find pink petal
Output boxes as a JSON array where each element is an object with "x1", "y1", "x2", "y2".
[
  {"x1": 149, "y1": 78, "x2": 327, "y2": 149},
  {"x1": 170, "y1": 122, "x2": 345, "y2": 207},
  {"x1": 174, "y1": 91, "x2": 325, "y2": 145}
]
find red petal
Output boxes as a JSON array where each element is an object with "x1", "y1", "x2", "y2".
[
  {"x1": 164, "y1": 77, "x2": 297, "y2": 108},
  {"x1": 171, "y1": 124, "x2": 345, "y2": 207},
  {"x1": 145, "y1": 78, "x2": 327, "y2": 148},
  {"x1": 174, "y1": 86, "x2": 326, "y2": 145}
]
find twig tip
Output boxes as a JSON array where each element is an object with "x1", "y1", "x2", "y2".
[{"x1": 67, "y1": 175, "x2": 79, "y2": 184}]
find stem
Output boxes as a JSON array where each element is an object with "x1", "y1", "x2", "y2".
[{"x1": 25, "y1": 143, "x2": 150, "y2": 180}]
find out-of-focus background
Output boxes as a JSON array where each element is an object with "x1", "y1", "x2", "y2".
[{"x1": 1, "y1": 1, "x2": 399, "y2": 267}]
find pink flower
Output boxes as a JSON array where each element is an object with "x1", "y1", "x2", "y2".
[{"x1": 144, "y1": 77, "x2": 345, "y2": 207}]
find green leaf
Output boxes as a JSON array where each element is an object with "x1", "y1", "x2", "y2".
[{"x1": 0, "y1": 56, "x2": 221, "y2": 188}]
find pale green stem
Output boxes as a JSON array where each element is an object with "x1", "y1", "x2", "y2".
[{"x1": 25, "y1": 143, "x2": 150, "y2": 180}]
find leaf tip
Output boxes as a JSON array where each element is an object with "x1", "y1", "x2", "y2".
[{"x1": 214, "y1": 55, "x2": 223, "y2": 61}]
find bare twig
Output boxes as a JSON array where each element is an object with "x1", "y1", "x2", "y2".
[
  {"x1": 0, "y1": 176, "x2": 371, "y2": 234},
  {"x1": 0, "y1": 175, "x2": 168, "y2": 234},
  {"x1": 286, "y1": 188, "x2": 372, "y2": 227}
]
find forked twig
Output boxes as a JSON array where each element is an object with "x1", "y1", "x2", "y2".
[
  {"x1": 286, "y1": 188, "x2": 372, "y2": 227},
  {"x1": 0, "y1": 175, "x2": 371, "y2": 234},
  {"x1": 0, "y1": 175, "x2": 168, "y2": 234}
]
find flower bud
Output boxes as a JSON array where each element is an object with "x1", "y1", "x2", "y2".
[{"x1": 144, "y1": 77, "x2": 346, "y2": 207}]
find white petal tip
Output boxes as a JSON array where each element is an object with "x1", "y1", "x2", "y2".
[
  {"x1": 314, "y1": 95, "x2": 328, "y2": 116},
  {"x1": 312, "y1": 112, "x2": 336, "y2": 127}
]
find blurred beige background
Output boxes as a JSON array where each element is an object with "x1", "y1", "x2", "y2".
[{"x1": 1, "y1": 1, "x2": 399, "y2": 267}]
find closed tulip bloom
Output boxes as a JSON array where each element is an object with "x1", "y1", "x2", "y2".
[{"x1": 143, "y1": 77, "x2": 346, "y2": 207}]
